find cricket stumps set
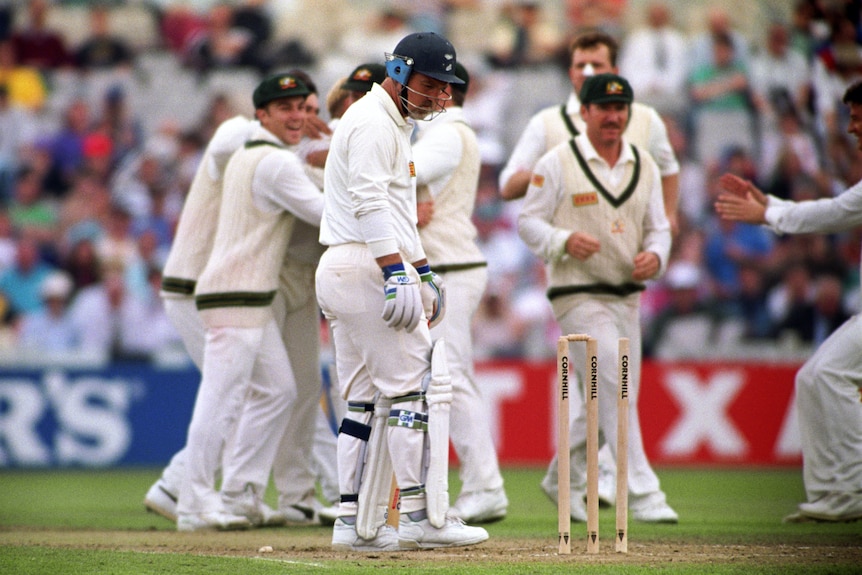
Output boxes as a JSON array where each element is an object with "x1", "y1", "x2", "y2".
[{"x1": 557, "y1": 334, "x2": 630, "y2": 555}]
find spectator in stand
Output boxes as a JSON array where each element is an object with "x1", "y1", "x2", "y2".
[
  {"x1": 0, "y1": 235, "x2": 55, "y2": 322},
  {"x1": 760, "y1": 107, "x2": 821, "y2": 192},
  {"x1": 78, "y1": 132, "x2": 114, "y2": 192},
  {"x1": 703, "y1": 149, "x2": 775, "y2": 304},
  {"x1": 562, "y1": 0, "x2": 627, "y2": 40},
  {"x1": 618, "y1": 1, "x2": 689, "y2": 118},
  {"x1": 0, "y1": 38, "x2": 46, "y2": 112},
  {"x1": 486, "y1": 1, "x2": 564, "y2": 69},
  {"x1": 184, "y1": 3, "x2": 259, "y2": 75},
  {"x1": 42, "y1": 98, "x2": 94, "y2": 197},
  {"x1": 644, "y1": 261, "x2": 720, "y2": 359},
  {"x1": 230, "y1": 0, "x2": 273, "y2": 72},
  {"x1": 339, "y1": 7, "x2": 413, "y2": 65},
  {"x1": 728, "y1": 260, "x2": 774, "y2": 341},
  {"x1": 749, "y1": 21, "x2": 812, "y2": 128},
  {"x1": 0, "y1": 84, "x2": 38, "y2": 202},
  {"x1": 57, "y1": 170, "x2": 111, "y2": 253},
  {"x1": 115, "y1": 266, "x2": 182, "y2": 360},
  {"x1": 67, "y1": 266, "x2": 136, "y2": 360},
  {"x1": 789, "y1": 0, "x2": 830, "y2": 62},
  {"x1": 194, "y1": 92, "x2": 238, "y2": 143},
  {"x1": 92, "y1": 86, "x2": 141, "y2": 168},
  {"x1": 688, "y1": 32, "x2": 757, "y2": 164},
  {"x1": 7, "y1": 165, "x2": 57, "y2": 252},
  {"x1": 0, "y1": 210, "x2": 16, "y2": 272},
  {"x1": 772, "y1": 272, "x2": 850, "y2": 345},
  {"x1": 17, "y1": 269, "x2": 78, "y2": 353},
  {"x1": 688, "y1": 5, "x2": 751, "y2": 72},
  {"x1": 74, "y1": 5, "x2": 135, "y2": 72},
  {"x1": 703, "y1": 211, "x2": 775, "y2": 303},
  {"x1": 94, "y1": 203, "x2": 138, "y2": 280},
  {"x1": 61, "y1": 236, "x2": 101, "y2": 296},
  {"x1": 471, "y1": 287, "x2": 526, "y2": 360},
  {"x1": 766, "y1": 259, "x2": 814, "y2": 337},
  {"x1": 810, "y1": 15, "x2": 862, "y2": 144},
  {"x1": 8, "y1": 0, "x2": 72, "y2": 70}
]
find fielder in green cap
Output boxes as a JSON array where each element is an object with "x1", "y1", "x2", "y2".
[{"x1": 251, "y1": 72, "x2": 311, "y2": 146}]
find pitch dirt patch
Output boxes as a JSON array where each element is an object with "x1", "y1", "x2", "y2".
[{"x1": 2, "y1": 528, "x2": 861, "y2": 569}]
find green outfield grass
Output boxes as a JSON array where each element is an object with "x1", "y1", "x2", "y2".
[{"x1": 0, "y1": 466, "x2": 859, "y2": 574}]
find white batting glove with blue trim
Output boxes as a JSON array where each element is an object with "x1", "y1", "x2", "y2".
[{"x1": 381, "y1": 263, "x2": 423, "y2": 332}]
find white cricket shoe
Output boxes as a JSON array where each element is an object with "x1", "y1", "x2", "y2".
[
  {"x1": 597, "y1": 464, "x2": 617, "y2": 508},
  {"x1": 398, "y1": 510, "x2": 489, "y2": 549},
  {"x1": 631, "y1": 500, "x2": 679, "y2": 524},
  {"x1": 317, "y1": 504, "x2": 339, "y2": 526},
  {"x1": 798, "y1": 492, "x2": 862, "y2": 522},
  {"x1": 143, "y1": 478, "x2": 178, "y2": 522},
  {"x1": 540, "y1": 475, "x2": 587, "y2": 522},
  {"x1": 223, "y1": 484, "x2": 287, "y2": 527},
  {"x1": 450, "y1": 488, "x2": 508, "y2": 524},
  {"x1": 176, "y1": 511, "x2": 252, "y2": 532},
  {"x1": 331, "y1": 517, "x2": 401, "y2": 552},
  {"x1": 279, "y1": 492, "x2": 328, "y2": 525}
]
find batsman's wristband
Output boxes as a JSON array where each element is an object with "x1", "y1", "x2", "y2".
[
  {"x1": 382, "y1": 262, "x2": 406, "y2": 280},
  {"x1": 415, "y1": 263, "x2": 434, "y2": 283}
]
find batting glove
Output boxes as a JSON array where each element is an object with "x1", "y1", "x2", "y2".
[
  {"x1": 381, "y1": 263, "x2": 423, "y2": 332},
  {"x1": 416, "y1": 264, "x2": 446, "y2": 328}
]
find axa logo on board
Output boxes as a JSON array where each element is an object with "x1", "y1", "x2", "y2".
[{"x1": 0, "y1": 371, "x2": 143, "y2": 466}]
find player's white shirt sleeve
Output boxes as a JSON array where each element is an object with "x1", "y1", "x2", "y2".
[
  {"x1": 252, "y1": 149, "x2": 324, "y2": 226},
  {"x1": 206, "y1": 116, "x2": 258, "y2": 180},
  {"x1": 645, "y1": 107, "x2": 680, "y2": 177},
  {"x1": 413, "y1": 113, "x2": 463, "y2": 197},
  {"x1": 517, "y1": 151, "x2": 570, "y2": 262},
  {"x1": 764, "y1": 178, "x2": 862, "y2": 234},
  {"x1": 498, "y1": 110, "x2": 549, "y2": 191},
  {"x1": 641, "y1": 159, "x2": 672, "y2": 274}
]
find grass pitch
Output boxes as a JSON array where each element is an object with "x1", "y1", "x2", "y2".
[{"x1": 0, "y1": 466, "x2": 859, "y2": 574}]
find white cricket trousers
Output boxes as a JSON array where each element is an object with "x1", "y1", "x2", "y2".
[
  {"x1": 550, "y1": 293, "x2": 668, "y2": 508},
  {"x1": 316, "y1": 243, "x2": 432, "y2": 516},
  {"x1": 158, "y1": 297, "x2": 204, "y2": 493},
  {"x1": 270, "y1": 258, "x2": 337, "y2": 508},
  {"x1": 178, "y1": 318, "x2": 297, "y2": 514},
  {"x1": 431, "y1": 266, "x2": 504, "y2": 495},
  {"x1": 795, "y1": 313, "x2": 862, "y2": 502}
]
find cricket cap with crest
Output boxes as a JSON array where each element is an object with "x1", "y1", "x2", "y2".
[
  {"x1": 579, "y1": 73, "x2": 633, "y2": 105},
  {"x1": 253, "y1": 73, "x2": 311, "y2": 109}
]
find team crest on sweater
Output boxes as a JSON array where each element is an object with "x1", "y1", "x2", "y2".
[
  {"x1": 611, "y1": 218, "x2": 625, "y2": 234},
  {"x1": 572, "y1": 191, "x2": 598, "y2": 206}
]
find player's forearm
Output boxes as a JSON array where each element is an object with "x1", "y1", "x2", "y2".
[{"x1": 500, "y1": 170, "x2": 531, "y2": 200}]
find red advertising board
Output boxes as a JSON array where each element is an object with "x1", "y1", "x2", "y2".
[{"x1": 473, "y1": 360, "x2": 803, "y2": 467}]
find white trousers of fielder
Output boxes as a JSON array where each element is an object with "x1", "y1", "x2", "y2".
[
  {"x1": 795, "y1": 312, "x2": 862, "y2": 502},
  {"x1": 179, "y1": 318, "x2": 297, "y2": 514},
  {"x1": 431, "y1": 266, "x2": 504, "y2": 496}
]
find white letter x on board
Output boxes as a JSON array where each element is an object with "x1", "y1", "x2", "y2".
[{"x1": 660, "y1": 370, "x2": 747, "y2": 457}]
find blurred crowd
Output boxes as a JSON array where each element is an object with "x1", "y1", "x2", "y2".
[{"x1": 0, "y1": 0, "x2": 860, "y2": 364}]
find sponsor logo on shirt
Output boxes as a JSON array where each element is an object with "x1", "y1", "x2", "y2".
[
  {"x1": 409, "y1": 161, "x2": 416, "y2": 178},
  {"x1": 572, "y1": 192, "x2": 598, "y2": 206}
]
